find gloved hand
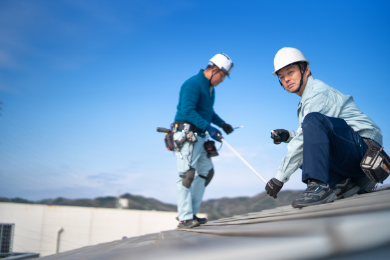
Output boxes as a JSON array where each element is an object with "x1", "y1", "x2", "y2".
[
  {"x1": 221, "y1": 123, "x2": 234, "y2": 135},
  {"x1": 271, "y1": 129, "x2": 290, "y2": 144},
  {"x1": 265, "y1": 178, "x2": 284, "y2": 198},
  {"x1": 207, "y1": 125, "x2": 222, "y2": 142}
]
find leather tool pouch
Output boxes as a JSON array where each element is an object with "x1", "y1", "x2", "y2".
[
  {"x1": 360, "y1": 139, "x2": 390, "y2": 183},
  {"x1": 204, "y1": 140, "x2": 219, "y2": 158},
  {"x1": 164, "y1": 131, "x2": 175, "y2": 151},
  {"x1": 156, "y1": 127, "x2": 175, "y2": 151}
]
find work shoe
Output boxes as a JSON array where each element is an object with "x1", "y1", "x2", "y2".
[
  {"x1": 193, "y1": 215, "x2": 207, "y2": 224},
  {"x1": 332, "y1": 178, "x2": 360, "y2": 200},
  {"x1": 292, "y1": 180, "x2": 337, "y2": 208},
  {"x1": 177, "y1": 219, "x2": 200, "y2": 229}
]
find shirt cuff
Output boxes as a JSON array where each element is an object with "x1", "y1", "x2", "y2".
[
  {"x1": 275, "y1": 170, "x2": 290, "y2": 183},
  {"x1": 286, "y1": 130, "x2": 296, "y2": 143}
]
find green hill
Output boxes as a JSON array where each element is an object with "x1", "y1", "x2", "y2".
[
  {"x1": 0, "y1": 193, "x2": 176, "y2": 211},
  {"x1": 198, "y1": 190, "x2": 302, "y2": 220},
  {"x1": 0, "y1": 190, "x2": 302, "y2": 220}
]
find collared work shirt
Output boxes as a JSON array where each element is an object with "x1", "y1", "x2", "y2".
[
  {"x1": 174, "y1": 70, "x2": 224, "y2": 130},
  {"x1": 275, "y1": 76, "x2": 383, "y2": 183}
]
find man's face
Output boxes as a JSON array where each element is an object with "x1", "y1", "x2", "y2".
[
  {"x1": 277, "y1": 64, "x2": 309, "y2": 95},
  {"x1": 210, "y1": 68, "x2": 226, "y2": 87}
]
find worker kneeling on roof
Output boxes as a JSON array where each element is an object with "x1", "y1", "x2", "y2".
[
  {"x1": 266, "y1": 47, "x2": 389, "y2": 208},
  {"x1": 174, "y1": 53, "x2": 235, "y2": 228}
]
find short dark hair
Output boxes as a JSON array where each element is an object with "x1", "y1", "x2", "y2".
[
  {"x1": 205, "y1": 64, "x2": 219, "y2": 71},
  {"x1": 298, "y1": 62, "x2": 312, "y2": 77},
  {"x1": 276, "y1": 62, "x2": 311, "y2": 77}
]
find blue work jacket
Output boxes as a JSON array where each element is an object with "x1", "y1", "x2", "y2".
[
  {"x1": 275, "y1": 76, "x2": 383, "y2": 183},
  {"x1": 174, "y1": 70, "x2": 225, "y2": 131}
]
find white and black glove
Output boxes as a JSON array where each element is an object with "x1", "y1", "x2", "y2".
[{"x1": 271, "y1": 129, "x2": 290, "y2": 144}]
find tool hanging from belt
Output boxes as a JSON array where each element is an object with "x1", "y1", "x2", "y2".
[
  {"x1": 157, "y1": 122, "x2": 199, "y2": 152},
  {"x1": 172, "y1": 122, "x2": 198, "y2": 147},
  {"x1": 204, "y1": 140, "x2": 219, "y2": 157},
  {"x1": 156, "y1": 127, "x2": 175, "y2": 151}
]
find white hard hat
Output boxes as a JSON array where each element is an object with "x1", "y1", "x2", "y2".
[
  {"x1": 273, "y1": 47, "x2": 310, "y2": 76},
  {"x1": 209, "y1": 53, "x2": 234, "y2": 77}
]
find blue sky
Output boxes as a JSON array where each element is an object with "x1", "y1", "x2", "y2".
[{"x1": 1, "y1": 0, "x2": 389, "y2": 204}]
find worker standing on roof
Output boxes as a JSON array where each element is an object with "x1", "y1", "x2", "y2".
[
  {"x1": 265, "y1": 47, "x2": 385, "y2": 208},
  {"x1": 173, "y1": 53, "x2": 235, "y2": 229}
]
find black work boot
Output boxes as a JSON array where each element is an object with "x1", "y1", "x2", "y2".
[
  {"x1": 332, "y1": 178, "x2": 360, "y2": 200},
  {"x1": 292, "y1": 180, "x2": 336, "y2": 208},
  {"x1": 177, "y1": 219, "x2": 200, "y2": 229},
  {"x1": 193, "y1": 215, "x2": 207, "y2": 224}
]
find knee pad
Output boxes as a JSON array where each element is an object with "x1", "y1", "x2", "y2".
[
  {"x1": 180, "y1": 168, "x2": 195, "y2": 188},
  {"x1": 199, "y1": 168, "x2": 214, "y2": 187}
]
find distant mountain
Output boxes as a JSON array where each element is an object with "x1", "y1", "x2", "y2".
[
  {"x1": 0, "y1": 193, "x2": 176, "y2": 212},
  {"x1": 0, "y1": 190, "x2": 302, "y2": 220},
  {"x1": 198, "y1": 190, "x2": 302, "y2": 220},
  {"x1": 120, "y1": 193, "x2": 177, "y2": 211}
]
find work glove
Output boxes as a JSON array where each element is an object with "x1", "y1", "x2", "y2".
[
  {"x1": 271, "y1": 129, "x2": 290, "y2": 144},
  {"x1": 221, "y1": 123, "x2": 234, "y2": 135},
  {"x1": 265, "y1": 178, "x2": 284, "y2": 198},
  {"x1": 207, "y1": 125, "x2": 222, "y2": 142}
]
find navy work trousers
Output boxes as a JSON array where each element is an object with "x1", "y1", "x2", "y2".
[{"x1": 302, "y1": 112, "x2": 368, "y2": 187}]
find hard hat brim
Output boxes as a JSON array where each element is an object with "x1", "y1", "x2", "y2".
[{"x1": 272, "y1": 60, "x2": 310, "y2": 76}]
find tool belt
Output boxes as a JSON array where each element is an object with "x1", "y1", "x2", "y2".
[
  {"x1": 157, "y1": 122, "x2": 203, "y2": 152},
  {"x1": 173, "y1": 121, "x2": 205, "y2": 134},
  {"x1": 360, "y1": 138, "x2": 390, "y2": 183},
  {"x1": 171, "y1": 122, "x2": 198, "y2": 151}
]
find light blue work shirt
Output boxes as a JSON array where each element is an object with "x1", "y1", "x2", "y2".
[{"x1": 275, "y1": 76, "x2": 383, "y2": 183}]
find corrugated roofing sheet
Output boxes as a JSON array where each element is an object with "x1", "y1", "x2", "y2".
[{"x1": 39, "y1": 185, "x2": 390, "y2": 260}]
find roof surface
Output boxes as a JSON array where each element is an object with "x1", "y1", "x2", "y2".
[{"x1": 39, "y1": 185, "x2": 390, "y2": 260}]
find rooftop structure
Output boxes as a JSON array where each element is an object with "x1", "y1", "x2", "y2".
[
  {"x1": 38, "y1": 185, "x2": 390, "y2": 260},
  {"x1": 0, "y1": 203, "x2": 206, "y2": 257}
]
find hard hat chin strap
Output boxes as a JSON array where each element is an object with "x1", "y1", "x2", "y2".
[
  {"x1": 292, "y1": 62, "x2": 308, "y2": 94},
  {"x1": 209, "y1": 68, "x2": 221, "y2": 87}
]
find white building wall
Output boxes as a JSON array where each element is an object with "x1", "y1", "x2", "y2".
[{"x1": 0, "y1": 203, "x2": 206, "y2": 257}]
